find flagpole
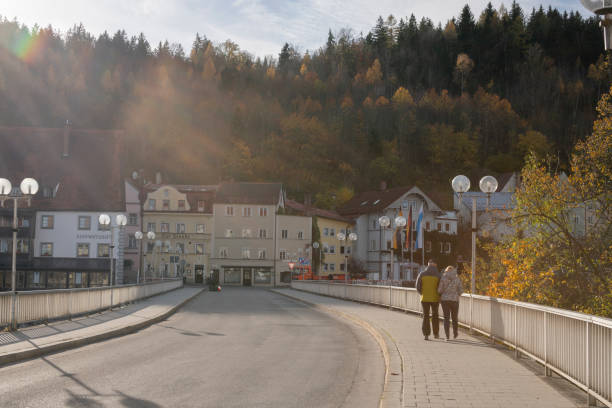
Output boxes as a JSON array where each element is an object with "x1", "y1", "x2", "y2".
[{"x1": 410, "y1": 206, "x2": 413, "y2": 280}]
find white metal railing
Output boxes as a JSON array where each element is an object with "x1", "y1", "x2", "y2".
[
  {"x1": 291, "y1": 281, "x2": 612, "y2": 407},
  {"x1": 0, "y1": 279, "x2": 182, "y2": 329}
]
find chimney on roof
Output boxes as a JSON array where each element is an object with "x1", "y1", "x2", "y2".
[
  {"x1": 380, "y1": 180, "x2": 387, "y2": 191},
  {"x1": 62, "y1": 120, "x2": 71, "y2": 158},
  {"x1": 155, "y1": 171, "x2": 162, "y2": 184}
]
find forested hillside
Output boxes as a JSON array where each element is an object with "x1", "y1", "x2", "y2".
[{"x1": 0, "y1": 2, "x2": 607, "y2": 207}]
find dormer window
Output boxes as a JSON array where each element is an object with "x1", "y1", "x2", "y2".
[
  {"x1": 373, "y1": 199, "x2": 380, "y2": 205},
  {"x1": 162, "y1": 200, "x2": 170, "y2": 210},
  {"x1": 178, "y1": 200, "x2": 186, "y2": 210},
  {"x1": 197, "y1": 201, "x2": 205, "y2": 212},
  {"x1": 361, "y1": 201, "x2": 368, "y2": 206}
]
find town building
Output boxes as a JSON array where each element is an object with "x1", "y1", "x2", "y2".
[
  {"x1": 142, "y1": 184, "x2": 215, "y2": 284},
  {"x1": 211, "y1": 182, "x2": 311, "y2": 286},
  {"x1": 123, "y1": 179, "x2": 142, "y2": 283},
  {"x1": 285, "y1": 199, "x2": 354, "y2": 279},
  {"x1": 339, "y1": 185, "x2": 457, "y2": 281},
  {"x1": 0, "y1": 124, "x2": 126, "y2": 289}
]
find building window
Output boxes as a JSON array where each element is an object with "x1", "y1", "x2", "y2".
[
  {"x1": 32, "y1": 271, "x2": 40, "y2": 284},
  {"x1": 258, "y1": 249, "x2": 266, "y2": 259},
  {"x1": 164, "y1": 189, "x2": 169, "y2": 197},
  {"x1": 195, "y1": 243, "x2": 204, "y2": 255},
  {"x1": 162, "y1": 200, "x2": 170, "y2": 210},
  {"x1": 330, "y1": 228, "x2": 335, "y2": 236},
  {"x1": 329, "y1": 245, "x2": 336, "y2": 254},
  {"x1": 177, "y1": 223, "x2": 185, "y2": 233},
  {"x1": 279, "y1": 250, "x2": 287, "y2": 260},
  {"x1": 197, "y1": 201, "x2": 205, "y2": 212},
  {"x1": 323, "y1": 228, "x2": 329, "y2": 236},
  {"x1": 16, "y1": 240, "x2": 29, "y2": 254},
  {"x1": 97, "y1": 243, "x2": 110, "y2": 257},
  {"x1": 372, "y1": 219, "x2": 377, "y2": 229},
  {"x1": 178, "y1": 200, "x2": 186, "y2": 210},
  {"x1": 425, "y1": 241, "x2": 432, "y2": 253},
  {"x1": 259, "y1": 207, "x2": 268, "y2": 217},
  {"x1": 77, "y1": 243, "x2": 90, "y2": 257},
  {"x1": 147, "y1": 242, "x2": 154, "y2": 254},
  {"x1": 340, "y1": 263, "x2": 345, "y2": 271},
  {"x1": 147, "y1": 222, "x2": 156, "y2": 232},
  {"x1": 371, "y1": 240, "x2": 376, "y2": 250},
  {"x1": 242, "y1": 207, "x2": 252, "y2": 217},
  {"x1": 437, "y1": 223, "x2": 442, "y2": 231},
  {"x1": 242, "y1": 248, "x2": 250, "y2": 259},
  {"x1": 196, "y1": 224, "x2": 205, "y2": 233},
  {"x1": 259, "y1": 229, "x2": 267, "y2": 238},
  {"x1": 225, "y1": 229, "x2": 233, "y2": 238},
  {"x1": 297, "y1": 231, "x2": 304, "y2": 239},
  {"x1": 219, "y1": 247, "x2": 229, "y2": 258},
  {"x1": 346, "y1": 246, "x2": 352, "y2": 254},
  {"x1": 78, "y1": 216, "x2": 91, "y2": 230},
  {"x1": 148, "y1": 199, "x2": 155, "y2": 210},
  {"x1": 176, "y1": 242, "x2": 185, "y2": 254},
  {"x1": 0, "y1": 240, "x2": 9, "y2": 253},
  {"x1": 281, "y1": 229, "x2": 288, "y2": 239},
  {"x1": 128, "y1": 234, "x2": 137, "y2": 249},
  {"x1": 444, "y1": 242, "x2": 451, "y2": 254},
  {"x1": 445, "y1": 223, "x2": 450, "y2": 232},
  {"x1": 225, "y1": 206, "x2": 234, "y2": 216},
  {"x1": 439, "y1": 242, "x2": 444, "y2": 253},
  {"x1": 242, "y1": 228, "x2": 252, "y2": 238},
  {"x1": 41, "y1": 242, "x2": 53, "y2": 256},
  {"x1": 128, "y1": 213, "x2": 138, "y2": 226},
  {"x1": 330, "y1": 263, "x2": 335, "y2": 272},
  {"x1": 340, "y1": 246, "x2": 345, "y2": 254},
  {"x1": 162, "y1": 241, "x2": 170, "y2": 253},
  {"x1": 323, "y1": 245, "x2": 329, "y2": 254},
  {"x1": 426, "y1": 221, "x2": 430, "y2": 231},
  {"x1": 323, "y1": 263, "x2": 328, "y2": 271},
  {"x1": 161, "y1": 223, "x2": 170, "y2": 233}
]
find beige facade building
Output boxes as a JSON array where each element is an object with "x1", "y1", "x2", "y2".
[
  {"x1": 143, "y1": 184, "x2": 215, "y2": 284},
  {"x1": 211, "y1": 182, "x2": 311, "y2": 286}
]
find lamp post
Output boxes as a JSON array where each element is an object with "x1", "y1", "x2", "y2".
[
  {"x1": 134, "y1": 230, "x2": 155, "y2": 283},
  {"x1": 378, "y1": 214, "x2": 406, "y2": 282},
  {"x1": 451, "y1": 175, "x2": 498, "y2": 295},
  {"x1": 336, "y1": 231, "x2": 358, "y2": 284},
  {"x1": 99, "y1": 213, "x2": 127, "y2": 309},
  {"x1": 0, "y1": 178, "x2": 38, "y2": 329},
  {"x1": 312, "y1": 242, "x2": 320, "y2": 277},
  {"x1": 131, "y1": 169, "x2": 146, "y2": 283},
  {"x1": 580, "y1": 0, "x2": 612, "y2": 49}
]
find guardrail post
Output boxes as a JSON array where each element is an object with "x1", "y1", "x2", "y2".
[
  {"x1": 388, "y1": 284, "x2": 391, "y2": 310},
  {"x1": 10, "y1": 291, "x2": 17, "y2": 330},
  {"x1": 469, "y1": 294, "x2": 473, "y2": 333},
  {"x1": 544, "y1": 311, "x2": 551, "y2": 376},
  {"x1": 68, "y1": 289, "x2": 73, "y2": 321},
  {"x1": 514, "y1": 303, "x2": 519, "y2": 359},
  {"x1": 586, "y1": 321, "x2": 597, "y2": 406}
]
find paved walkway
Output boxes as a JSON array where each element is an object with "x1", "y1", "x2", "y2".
[
  {"x1": 0, "y1": 286, "x2": 203, "y2": 365},
  {"x1": 272, "y1": 289, "x2": 586, "y2": 408}
]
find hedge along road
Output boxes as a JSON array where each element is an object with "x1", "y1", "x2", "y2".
[{"x1": 0, "y1": 287, "x2": 384, "y2": 408}]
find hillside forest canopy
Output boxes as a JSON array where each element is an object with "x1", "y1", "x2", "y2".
[{"x1": 0, "y1": 2, "x2": 609, "y2": 208}]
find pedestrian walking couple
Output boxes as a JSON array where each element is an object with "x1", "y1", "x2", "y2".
[{"x1": 415, "y1": 260, "x2": 463, "y2": 341}]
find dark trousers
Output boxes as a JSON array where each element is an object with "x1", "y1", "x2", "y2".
[
  {"x1": 421, "y1": 302, "x2": 439, "y2": 337},
  {"x1": 441, "y1": 300, "x2": 459, "y2": 338}
]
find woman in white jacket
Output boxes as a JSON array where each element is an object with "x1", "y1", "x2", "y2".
[{"x1": 437, "y1": 266, "x2": 463, "y2": 341}]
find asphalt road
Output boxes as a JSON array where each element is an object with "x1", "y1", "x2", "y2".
[{"x1": 0, "y1": 287, "x2": 384, "y2": 408}]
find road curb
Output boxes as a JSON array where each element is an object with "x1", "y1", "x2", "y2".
[
  {"x1": 270, "y1": 289, "x2": 402, "y2": 408},
  {"x1": 0, "y1": 288, "x2": 205, "y2": 366}
]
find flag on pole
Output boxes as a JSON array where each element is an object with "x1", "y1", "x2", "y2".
[
  {"x1": 393, "y1": 210, "x2": 403, "y2": 249},
  {"x1": 415, "y1": 203, "x2": 424, "y2": 249},
  {"x1": 405, "y1": 206, "x2": 412, "y2": 250}
]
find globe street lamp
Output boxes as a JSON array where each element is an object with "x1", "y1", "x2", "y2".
[
  {"x1": 99, "y1": 214, "x2": 127, "y2": 309},
  {"x1": 0, "y1": 177, "x2": 38, "y2": 326},
  {"x1": 580, "y1": 0, "x2": 612, "y2": 49},
  {"x1": 451, "y1": 175, "x2": 498, "y2": 297},
  {"x1": 134, "y1": 230, "x2": 155, "y2": 283},
  {"x1": 312, "y1": 241, "x2": 321, "y2": 277},
  {"x1": 378, "y1": 214, "x2": 406, "y2": 282},
  {"x1": 336, "y1": 230, "x2": 358, "y2": 284}
]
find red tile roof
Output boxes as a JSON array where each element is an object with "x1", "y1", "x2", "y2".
[{"x1": 0, "y1": 126, "x2": 125, "y2": 211}]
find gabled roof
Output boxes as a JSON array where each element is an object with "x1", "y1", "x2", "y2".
[
  {"x1": 0, "y1": 126, "x2": 124, "y2": 212},
  {"x1": 214, "y1": 182, "x2": 283, "y2": 205},
  {"x1": 285, "y1": 199, "x2": 353, "y2": 223},
  {"x1": 144, "y1": 184, "x2": 216, "y2": 213},
  {"x1": 339, "y1": 186, "x2": 412, "y2": 216}
]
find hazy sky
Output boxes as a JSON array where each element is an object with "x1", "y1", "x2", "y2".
[{"x1": 1, "y1": 1, "x2": 584, "y2": 58}]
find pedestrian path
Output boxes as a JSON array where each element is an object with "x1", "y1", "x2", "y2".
[
  {"x1": 272, "y1": 288, "x2": 585, "y2": 408},
  {"x1": 0, "y1": 286, "x2": 203, "y2": 365}
]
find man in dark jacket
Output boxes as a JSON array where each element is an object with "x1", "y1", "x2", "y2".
[{"x1": 416, "y1": 260, "x2": 441, "y2": 340}]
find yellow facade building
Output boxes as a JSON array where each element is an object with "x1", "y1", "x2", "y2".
[{"x1": 142, "y1": 184, "x2": 215, "y2": 284}]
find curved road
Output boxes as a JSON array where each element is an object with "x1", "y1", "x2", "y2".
[{"x1": 0, "y1": 288, "x2": 384, "y2": 408}]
